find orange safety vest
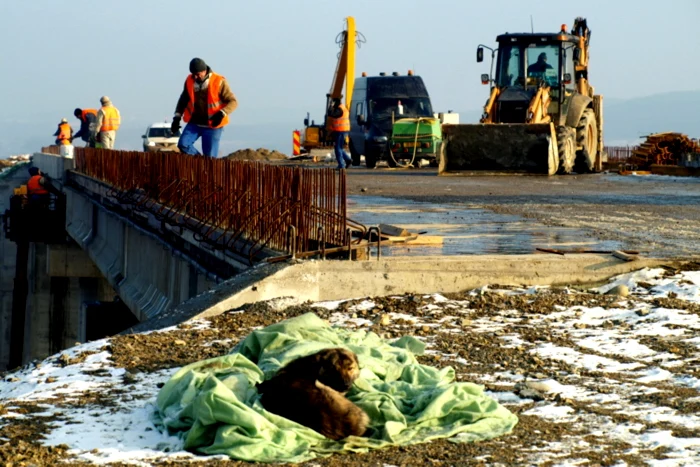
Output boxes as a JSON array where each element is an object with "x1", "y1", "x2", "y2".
[
  {"x1": 100, "y1": 106, "x2": 121, "y2": 131},
  {"x1": 27, "y1": 175, "x2": 49, "y2": 195},
  {"x1": 82, "y1": 108, "x2": 97, "y2": 120},
  {"x1": 329, "y1": 105, "x2": 350, "y2": 132},
  {"x1": 183, "y1": 72, "x2": 230, "y2": 128},
  {"x1": 57, "y1": 122, "x2": 71, "y2": 145}
]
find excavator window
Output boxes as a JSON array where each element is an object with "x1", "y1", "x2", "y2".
[
  {"x1": 368, "y1": 97, "x2": 433, "y2": 121},
  {"x1": 526, "y1": 45, "x2": 560, "y2": 87}
]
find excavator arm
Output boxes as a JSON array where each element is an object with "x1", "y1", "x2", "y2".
[{"x1": 328, "y1": 16, "x2": 356, "y2": 110}]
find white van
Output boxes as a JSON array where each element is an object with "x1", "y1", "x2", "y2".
[{"x1": 142, "y1": 122, "x2": 180, "y2": 152}]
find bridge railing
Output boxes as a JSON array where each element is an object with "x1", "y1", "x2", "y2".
[{"x1": 57, "y1": 147, "x2": 349, "y2": 261}]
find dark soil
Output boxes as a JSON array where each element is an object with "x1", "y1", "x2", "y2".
[
  {"x1": 2, "y1": 288, "x2": 697, "y2": 466},
  {"x1": 224, "y1": 148, "x2": 288, "y2": 161}
]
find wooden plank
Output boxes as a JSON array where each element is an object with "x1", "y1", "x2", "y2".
[
  {"x1": 406, "y1": 235, "x2": 443, "y2": 245},
  {"x1": 612, "y1": 250, "x2": 638, "y2": 262},
  {"x1": 378, "y1": 224, "x2": 410, "y2": 237}
]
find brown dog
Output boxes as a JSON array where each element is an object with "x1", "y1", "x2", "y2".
[{"x1": 257, "y1": 348, "x2": 369, "y2": 440}]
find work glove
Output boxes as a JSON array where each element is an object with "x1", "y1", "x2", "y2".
[
  {"x1": 171, "y1": 116, "x2": 181, "y2": 134},
  {"x1": 209, "y1": 110, "x2": 224, "y2": 127}
]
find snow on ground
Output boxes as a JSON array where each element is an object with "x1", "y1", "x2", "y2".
[{"x1": 0, "y1": 267, "x2": 699, "y2": 465}]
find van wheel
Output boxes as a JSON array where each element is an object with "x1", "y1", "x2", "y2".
[
  {"x1": 365, "y1": 151, "x2": 377, "y2": 169},
  {"x1": 349, "y1": 142, "x2": 360, "y2": 166}
]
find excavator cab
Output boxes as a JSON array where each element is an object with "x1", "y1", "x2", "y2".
[{"x1": 440, "y1": 18, "x2": 605, "y2": 175}]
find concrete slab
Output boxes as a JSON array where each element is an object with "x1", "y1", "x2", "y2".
[{"x1": 131, "y1": 254, "x2": 681, "y2": 333}]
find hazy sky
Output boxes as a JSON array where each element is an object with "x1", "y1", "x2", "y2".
[{"x1": 2, "y1": 0, "x2": 699, "y2": 154}]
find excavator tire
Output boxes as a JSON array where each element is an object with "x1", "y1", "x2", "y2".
[
  {"x1": 574, "y1": 109, "x2": 597, "y2": 173},
  {"x1": 556, "y1": 126, "x2": 576, "y2": 175}
]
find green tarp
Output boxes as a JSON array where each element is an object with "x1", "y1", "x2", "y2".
[{"x1": 155, "y1": 313, "x2": 518, "y2": 463}]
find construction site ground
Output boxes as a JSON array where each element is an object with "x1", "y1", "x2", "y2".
[
  {"x1": 2, "y1": 163, "x2": 700, "y2": 466},
  {"x1": 340, "y1": 166, "x2": 700, "y2": 259}
]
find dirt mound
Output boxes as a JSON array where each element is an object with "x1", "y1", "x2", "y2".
[{"x1": 224, "y1": 148, "x2": 288, "y2": 161}]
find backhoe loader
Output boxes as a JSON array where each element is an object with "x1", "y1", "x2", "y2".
[{"x1": 439, "y1": 17, "x2": 605, "y2": 175}]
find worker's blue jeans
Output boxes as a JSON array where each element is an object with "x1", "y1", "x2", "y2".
[
  {"x1": 178, "y1": 123, "x2": 223, "y2": 157},
  {"x1": 334, "y1": 132, "x2": 352, "y2": 168}
]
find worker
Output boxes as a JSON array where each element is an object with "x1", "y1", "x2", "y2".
[
  {"x1": 171, "y1": 58, "x2": 238, "y2": 157},
  {"x1": 26, "y1": 167, "x2": 61, "y2": 205},
  {"x1": 328, "y1": 97, "x2": 352, "y2": 169},
  {"x1": 73, "y1": 108, "x2": 98, "y2": 147},
  {"x1": 527, "y1": 53, "x2": 553, "y2": 75},
  {"x1": 53, "y1": 118, "x2": 73, "y2": 146},
  {"x1": 94, "y1": 96, "x2": 121, "y2": 149}
]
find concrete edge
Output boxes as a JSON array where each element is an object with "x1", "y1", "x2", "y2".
[{"x1": 130, "y1": 254, "x2": 683, "y2": 333}]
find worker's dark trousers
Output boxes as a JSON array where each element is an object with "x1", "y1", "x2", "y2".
[{"x1": 334, "y1": 132, "x2": 352, "y2": 169}]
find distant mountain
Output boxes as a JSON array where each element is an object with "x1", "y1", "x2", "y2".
[
  {"x1": 2, "y1": 91, "x2": 698, "y2": 158},
  {"x1": 457, "y1": 90, "x2": 700, "y2": 146},
  {"x1": 603, "y1": 90, "x2": 700, "y2": 145}
]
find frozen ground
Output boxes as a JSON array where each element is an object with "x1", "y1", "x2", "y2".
[
  {"x1": 1, "y1": 266, "x2": 699, "y2": 466},
  {"x1": 345, "y1": 170, "x2": 700, "y2": 258}
]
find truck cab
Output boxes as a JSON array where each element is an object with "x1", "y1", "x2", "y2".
[{"x1": 349, "y1": 72, "x2": 434, "y2": 168}]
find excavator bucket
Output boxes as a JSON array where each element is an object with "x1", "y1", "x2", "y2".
[{"x1": 438, "y1": 123, "x2": 559, "y2": 175}]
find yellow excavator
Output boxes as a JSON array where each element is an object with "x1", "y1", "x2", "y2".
[
  {"x1": 301, "y1": 17, "x2": 364, "y2": 153},
  {"x1": 439, "y1": 17, "x2": 605, "y2": 175}
]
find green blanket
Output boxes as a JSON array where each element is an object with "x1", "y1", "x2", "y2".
[{"x1": 155, "y1": 313, "x2": 518, "y2": 463}]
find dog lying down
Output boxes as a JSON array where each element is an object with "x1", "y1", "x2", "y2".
[{"x1": 257, "y1": 348, "x2": 370, "y2": 440}]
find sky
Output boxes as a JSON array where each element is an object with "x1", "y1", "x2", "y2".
[
  {"x1": 1, "y1": 0, "x2": 699, "y2": 155},
  {"x1": 0, "y1": 267, "x2": 699, "y2": 464}
]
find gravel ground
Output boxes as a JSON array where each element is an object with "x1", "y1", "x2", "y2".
[
  {"x1": 1, "y1": 265, "x2": 699, "y2": 466},
  {"x1": 344, "y1": 167, "x2": 700, "y2": 258}
]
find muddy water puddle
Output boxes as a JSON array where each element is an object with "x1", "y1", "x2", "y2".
[{"x1": 348, "y1": 195, "x2": 621, "y2": 256}]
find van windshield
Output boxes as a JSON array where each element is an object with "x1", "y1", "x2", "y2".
[
  {"x1": 148, "y1": 128, "x2": 179, "y2": 138},
  {"x1": 368, "y1": 97, "x2": 433, "y2": 121}
]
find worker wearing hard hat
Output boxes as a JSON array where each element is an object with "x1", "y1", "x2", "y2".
[
  {"x1": 53, "y1": 118, "x2": 73, "y2": 146},
  {"x1": 73, "y1": 108, "x2": 98, "y2": 147},
  {"x1": 328, "y1": 97, "x2": 352, "y2": 169},
  {"x1": 93, "y1": 96, "x2": 121, "y2": 149},
  {"x1": 171, "y1": 58, "x2": 238, "y2": 157}
]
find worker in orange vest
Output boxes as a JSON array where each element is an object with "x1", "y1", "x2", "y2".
[
  {"x1": 171, "y1": 58, "x2": 238, "y2": 157},
  {"x1": 26, "y1": 167, "x2": 60, "y2": 205},
  {"x1": 93, "y1": 96, "x2": 121, "y2": 149},
  {"x1": 73, "y1": 108, "x2": 98, "y2": 147},
  {"x1": 328, "y1": 97, "x2": 352, "y2": 169},
  {"x1": 53, "y1": 118, "x2": 73, "y2": 146}
]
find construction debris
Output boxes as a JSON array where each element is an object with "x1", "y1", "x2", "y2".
[
  {"x1": 376, "y1": 224, "x2": 443, "y2": 246},
  {"x1": 629, "y1": 132, "x2": 700, "y2": 169},
  {"x1": 224, "y1": 148, "x2": 288, "y2": 161}
]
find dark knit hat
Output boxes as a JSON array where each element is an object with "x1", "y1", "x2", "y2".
[
  {"x1": 28, "y1": 167, "x2": 40, "y2": 176},
  {"x1": 189, "y1": 58, "x2": 207, "y2": 73}
]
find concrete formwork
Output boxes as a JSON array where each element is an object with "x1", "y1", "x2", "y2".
[
  {"x1": 64, "y1": 187, "x2": 218, "y2": 321},
  {"x1": 133, "y1": 254, "x2": 680, "y2": 332}
]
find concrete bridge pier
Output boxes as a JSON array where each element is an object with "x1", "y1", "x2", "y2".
[
  {"x1": 21, "y1": 243, "x2": 116, "y2": 365},
  {"x1": 7, "y1": 242, "x2": 117, "y2": 369}
]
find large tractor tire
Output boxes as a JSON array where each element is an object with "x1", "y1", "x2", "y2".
[
  {"x1": 349, "y1": 142, "x2": 361, "y2": 166},
  {"x1": 574, "y1": 109, "x2": 598, "y2": 173},
  {"x1": 556, "y1": 126, "x2": 576, "y2": 174}
]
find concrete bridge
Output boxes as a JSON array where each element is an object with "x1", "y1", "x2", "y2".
[{"x1": 0, "y1": 149, "x2": 676, "y2": 371}]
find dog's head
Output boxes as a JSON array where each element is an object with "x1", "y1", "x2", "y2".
[{"x1": 316, "y1": 348, "x2": 360, "y2": 392}]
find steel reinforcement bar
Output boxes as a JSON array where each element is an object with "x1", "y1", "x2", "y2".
[{"x1": 45, "y1": 146, "x2": 349, "y2": 261}]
